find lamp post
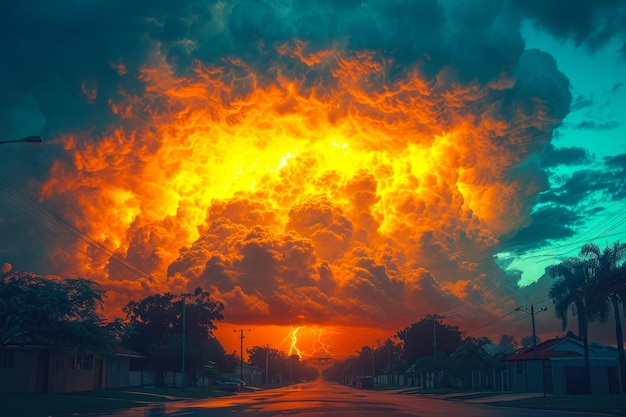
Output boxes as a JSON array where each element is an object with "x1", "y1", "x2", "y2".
[{"x1": 0, "y1": 136, "x2": 43, "y2": 144}]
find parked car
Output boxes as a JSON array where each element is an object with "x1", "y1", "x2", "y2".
[{"x1": 214, "y1": 378, "x2": 245, "y2": 392}]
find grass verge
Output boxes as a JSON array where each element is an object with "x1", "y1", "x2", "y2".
[
  {"x1": 0, "y1": 386, "x2": 232, "y2": 417},
  {"x1": 489, "y1": 394, "x2": 626, "y2": 416},
  {"x1": 373, "y1": 386, "x2": 626, "y2": 415}
]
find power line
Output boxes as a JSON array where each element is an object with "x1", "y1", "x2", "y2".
[{"x1": 0, "y1": 177, "x2": 168, "y2": 286}]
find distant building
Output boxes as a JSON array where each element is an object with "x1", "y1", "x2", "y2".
[{"x1": 504, "y1": 337, "x2": 621, "y2": 395}]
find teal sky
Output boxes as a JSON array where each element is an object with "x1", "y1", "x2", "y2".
[{"x1": 499, "y1": 22, "x2": 626, "y2": 288}]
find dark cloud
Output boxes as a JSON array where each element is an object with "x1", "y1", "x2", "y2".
[
  {"x1": 514, "y1": 49, "x2": 572, "y2": 121},
  {"x1": 542, "y1": 169, "x2": 609, "y2": 206},
  {"x1": 541, "y1": 143, "x2": 590, "y2": 168},
  {"x1": 500, "y1": 205, "x2": 582, "y2": 252},
  {"x1": 603, "y1": 153, "x2": 626, "y2": 199},
  {"x1": 542, "y1": 158, "x2": 626, "y2": 207},
  {"x1": 570, "y1": 94, "x2": 594, "y2": 111},
  {"x1": 445, "y1": 0, "x2": 525, "y2": 83},
  {"x1": 606, "y1": 153, "x2": 626, "y2": 170},
  {"x1": 575, "y1": 120, "x2": 620, "y2": 131},
  {"x1": 505, "y1": 151, "x2": 626, "y2": 257},
  {"x1": 511, "y1": 0, "x2": 626, "y2": 55}
]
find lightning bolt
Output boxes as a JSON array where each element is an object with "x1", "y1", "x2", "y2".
[
  {"x1": 283, "y1": 325, "x2": 307, "y2": 358},
  {"x1": 312, "y1": 328, "x2": 333, "y2": 357},
  {"x1": 281, "y1": 326, "x2": 335, "y2": 358}
]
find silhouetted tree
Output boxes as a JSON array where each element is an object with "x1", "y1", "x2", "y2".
[
  {"x1": 396, "y1": 314, "x2": 463, "y2": 365},
  {"x1": 520, "y1": 334, "x2": 541, "y2": 347},
  {"x1": 322, "y1": 360, "x2": 347, "y2": 383},
  {"x1": 497, "y1": 334, "x2": 518, "y2": 353},
  {"x1": 247, "y1": 345, "x2": 288, "y2": 384},
  {"x1": 0, "y1": 271, "x2": 109, "y2": 352},
  {"x1": 122, "y1": 287, "x2": 227, "y2": 381},
  {"x1": 376, "y1": 338, "x2": 403, "y2": 374},
  {"x1": 352, "y1": 345, "x2": 376, "y2": 376},
  {"x1": 449, "y1": 336, "x2": 492, "y2": 388},
  {"x1": 291, "y1": 357, "x2": 319, "y2": 382}
]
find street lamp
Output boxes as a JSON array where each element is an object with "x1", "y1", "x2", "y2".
[{"x1": 0, "y1": 136, "x2": 43, "y2": 145}]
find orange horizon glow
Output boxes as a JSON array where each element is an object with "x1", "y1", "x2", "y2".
[
  {"x1": 35, "y1": 40, "x2": 563, "y2": 352},
  {"x1": 216, "y1": 324, "x2": 395, "y2": 360}
]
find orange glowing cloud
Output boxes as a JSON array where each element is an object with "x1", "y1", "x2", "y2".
[{"x1": 35, "y1": 40, "x2": 569, "y2": 356}]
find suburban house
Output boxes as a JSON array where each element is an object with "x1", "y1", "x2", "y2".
[
  {"x1": 505, "y1": 336, "x2": 621, "y2": 395},
  {"x1": 0, "y1": 344, "x2": 144, "y2": 394}
]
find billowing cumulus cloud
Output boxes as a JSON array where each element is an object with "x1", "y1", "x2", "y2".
[{"x1": 1, "y1": 0, "x2": 625, "y2": 355}]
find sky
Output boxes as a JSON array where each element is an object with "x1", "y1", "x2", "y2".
[{"x1": 1, "y1": 0, "x2": 625, "y2": 359}]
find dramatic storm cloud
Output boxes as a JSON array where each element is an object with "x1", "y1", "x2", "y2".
[{"x1": 1, "y1": 0, "x2": 625, "y2": 356}]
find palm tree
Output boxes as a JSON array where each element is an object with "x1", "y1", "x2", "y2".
[
  {"x1": 581, "y1": 242, "x2": 626, "y2": 392},
  {"x1": 549, "y1": 255, "x2": 610, "y2": 394}
]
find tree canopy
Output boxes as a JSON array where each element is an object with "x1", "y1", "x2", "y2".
[
  {"x1": 122, "y1": 288, "x2": 229, "y2": 374},
  {"x1": 0, "y1": 271, "x2": 108, "y2": 352},
  {"x1": 396, "y1": 314, "x2": 463, "y2": 364},
  {"x1": 247, "y1": 345, "x2": 319, "y2": 383}
]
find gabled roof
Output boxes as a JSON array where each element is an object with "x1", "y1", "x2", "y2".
[
  {"x1": 110, "y1": 344, "x2": 145, "y2": 359},
  {"x1": 505, "y1": 337, "x2": 581, "y2": 361}
]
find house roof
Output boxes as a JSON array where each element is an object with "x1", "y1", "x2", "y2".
[
  {"x1": 109, "y1": 344, "x2": 145, "y2": 359},
  {"x1": 505, "y1": 337, "x2": 581, "y2": 361},
  {"x1": 2, "y1": 343, "x2": 145, "y2": 359}
]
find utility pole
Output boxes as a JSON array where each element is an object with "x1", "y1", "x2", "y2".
[
  {"x1": 387, "y1": 339, "x2": 391, "y2": 375},
  {"x1": 265, "y1": 344, "x2": 270, "y2": 385},
  {"x1": 433, "y1": 314, "x2": 444, "y2": 356},
  {"x1": 516, "y1": 305, "x2": 548, "y2": 360},
  {"x1": 372, "y1": 339, "x2": 379, "y2": 386},
  {"x1": 371, "y1": 348, "x2": 375, "y2": 386},
  {"x1": 433, "y1": 318, "x2": 437, "y2": 356},
  {"x1": 234, "y1": 329, "x2": 251, "y2": 383},
  {"x1": 180, "y1": 292, "x2": 193, "y2": 390},
  {"x1": 432, "y1": 314, "x2": 445, "y2": 390}
]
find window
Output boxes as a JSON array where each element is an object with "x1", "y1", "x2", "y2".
[
  {"x1": 76, "y1": 354, "x2": 93, "y2": 370},
  {"x1": 516, "y1": 362, "x2": 524, "y2": 375},
  {"x1": 1, "y1": 349, "x2": 14, "y2": 368},
  {"x1": 59, "y1": 354, "x2": 75, "y2": 369}
]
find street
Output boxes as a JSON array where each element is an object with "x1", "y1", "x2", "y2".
[{"x1": 86, "y1": 380, "x2": 612, "y2": 417}]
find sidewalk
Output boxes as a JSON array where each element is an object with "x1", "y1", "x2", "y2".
[
  {"x1": 393, "y1": 387, "x2": 546, "y2": 404},
  {"x1": 438, "y1": 391, "x2": 546, "y2": 403}
]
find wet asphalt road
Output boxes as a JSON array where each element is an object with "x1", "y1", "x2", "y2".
[{"x1": 84, "y1": 380, "x2": 612, "y2": 417}]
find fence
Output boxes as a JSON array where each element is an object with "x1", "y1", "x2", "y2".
[{"x1": 128, "y1": 371, "x2": 156, "y2": 387}]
